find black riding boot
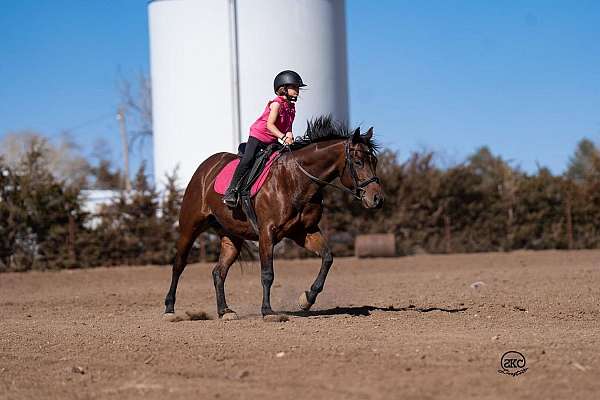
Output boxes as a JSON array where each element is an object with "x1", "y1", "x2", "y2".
[
  {"x1": 223, "y1": 136, "x2": 265, "y2": 207},
  {"x1": 222, "y1": 167, "x2": 246, "y2": 207}
]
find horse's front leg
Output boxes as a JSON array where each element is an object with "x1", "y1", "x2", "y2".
[
  {"x1": 293, "y1": 230, "x2": 333, "y2": 311},
  {"x1": 259, "y1": 229, "x2": 276, "y2": 316}
]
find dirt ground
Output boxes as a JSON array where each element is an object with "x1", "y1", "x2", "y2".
[{"x1": 1, "y1": 250, "x2": 599, "y2": 400}]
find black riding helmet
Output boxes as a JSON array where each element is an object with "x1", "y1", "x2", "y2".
[{"x1": 273, "y1": 70, "x2": 307, "y2": 94}]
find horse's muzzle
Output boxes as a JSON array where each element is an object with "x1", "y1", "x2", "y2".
[{"x1": 362, "y1": 192, "x2": 384, "y2": 209}]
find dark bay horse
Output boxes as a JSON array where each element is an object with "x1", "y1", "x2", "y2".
[{"x1": 165, "y1": 116, "x2": 384, "y2": 319}]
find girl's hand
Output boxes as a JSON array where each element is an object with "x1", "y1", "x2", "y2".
[{"x1": 284, "y1": 132, "x2": 294, "y2": 145}]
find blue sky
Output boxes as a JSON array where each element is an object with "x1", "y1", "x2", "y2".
[{"x1": 1, "y1": 0, "x2": 599, "y2": 176}]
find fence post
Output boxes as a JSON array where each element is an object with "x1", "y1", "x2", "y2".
[
  {"x1": 68, "y1": 213, "x2": 76, "y2": 262},
  {"x1": 565, "y1": 192, "x2": 574, "y2": 250},
  {"x1": 444, "y1": 214, "x2": 452, "y2": 253}
]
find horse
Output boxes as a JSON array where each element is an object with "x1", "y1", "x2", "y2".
[{"x1": 164, "y1": 116, "x2": 384, "y2": 320}]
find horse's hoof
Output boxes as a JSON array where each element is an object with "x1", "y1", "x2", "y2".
[
  {"x1": 221, "y1": 312, "x2": 239, "y2": 320},
  {"x1": 163, "y1": 313, "x2": 179, "y2": 322},
  {"x1": 298, "y1": 292, "x2": 313, "y2": 311},
  {"x1": 263, "y1": 314, "x2": 289, "y2": 323}
]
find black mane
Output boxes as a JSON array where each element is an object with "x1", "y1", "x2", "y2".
[{"x1": 289, "y1": 115, "x2": 379, "y2": 153}]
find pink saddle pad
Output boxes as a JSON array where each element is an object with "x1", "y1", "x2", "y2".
[{"x1": 214, "y1": 152, "x2": 281, "y2": 197}]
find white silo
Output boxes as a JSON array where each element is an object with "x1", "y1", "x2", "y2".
[{"x1": 148, "y1": 0, "x2": 349, "y2": 187}]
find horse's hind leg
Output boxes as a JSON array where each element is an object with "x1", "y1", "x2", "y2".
[
  {"x1": 164, "y1": 219, "x2": 207, "y2": 315},
  {"x1": 212, "y1": 235, "x2": 244, "y2": 319},
  {"x1": 292, "y1": 229, "x2": 333, "y2": 311}
]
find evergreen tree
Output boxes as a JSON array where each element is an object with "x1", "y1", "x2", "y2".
[{"x1": 567, "y1": 139, "x2": 600, "y2": 182}]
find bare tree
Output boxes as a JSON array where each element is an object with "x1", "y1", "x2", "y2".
[
  {"x1": 0, "y1": 131, "x2": 90, "y2": 186},
  {"x1": 118, "y1": 71, "x2": 153, "y2": 151}
]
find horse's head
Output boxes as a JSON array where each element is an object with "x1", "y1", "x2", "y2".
[{"x1": 339, "y1": 127, "x2": 384, "y2": 209}]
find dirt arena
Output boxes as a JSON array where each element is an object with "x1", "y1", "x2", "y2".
[{"x1": 1, "y1": 250, "x2": 599, "y2": 399}]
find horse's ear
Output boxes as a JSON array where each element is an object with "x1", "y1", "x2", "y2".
[
  {"x1": 352, "y1": 127, "x2": 361, "y2": 143},
  {"x1": 363, "y1": 127, "x2": 373, "y2": 141}
]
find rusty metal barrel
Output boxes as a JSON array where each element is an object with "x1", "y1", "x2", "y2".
[{"x1": 354, "y1": 234, "x2": 396, "y2": 258}]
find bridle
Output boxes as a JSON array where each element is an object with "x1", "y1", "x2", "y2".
[
  {"x1": 342, "y1": 140, "x2": 380, "y2": 198},
  {"x1": 288, "y1": 139, "x2": 380, "y2": 200}
]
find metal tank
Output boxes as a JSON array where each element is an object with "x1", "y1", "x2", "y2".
[{"x1": 148, "y1": 0, "x2": 349, "y2": 187}]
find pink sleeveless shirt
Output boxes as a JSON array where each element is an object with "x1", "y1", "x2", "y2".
[{"x1": 249, "y1": 96, "x2": 295, "y2": 144}]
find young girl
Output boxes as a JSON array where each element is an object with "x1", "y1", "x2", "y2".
[{"x1": 222, "y1": 70, "x2": 307, "y2": 207}]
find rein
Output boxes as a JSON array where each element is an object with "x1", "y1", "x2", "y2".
[{"x1": 283, "y1": 140, "x2": 380, "y2": 200}]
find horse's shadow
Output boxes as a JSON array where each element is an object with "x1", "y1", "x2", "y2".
[{"x1": 283, "y1": 304, "x2": 469, "y2": 318}]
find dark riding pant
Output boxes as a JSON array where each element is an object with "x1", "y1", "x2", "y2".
[{"x1": 228, "y1": 136, "x2": 269, "y2": 192}]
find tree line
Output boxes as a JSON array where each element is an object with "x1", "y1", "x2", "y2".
[{"x1": 1, "y1": 135, "x2": 599, "y2": 272}]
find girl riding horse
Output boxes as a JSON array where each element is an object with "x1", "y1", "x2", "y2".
[
  {"x1": 165, "y1": 114, "x2": 383, "y2": 320},
  {"x1": 222, "y1": 70, "x2": 305, "y2": 207}
]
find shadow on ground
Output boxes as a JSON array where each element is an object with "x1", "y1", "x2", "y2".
[{"x1": 284, "y1": 304, "x2": 469, "y2": 318}]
